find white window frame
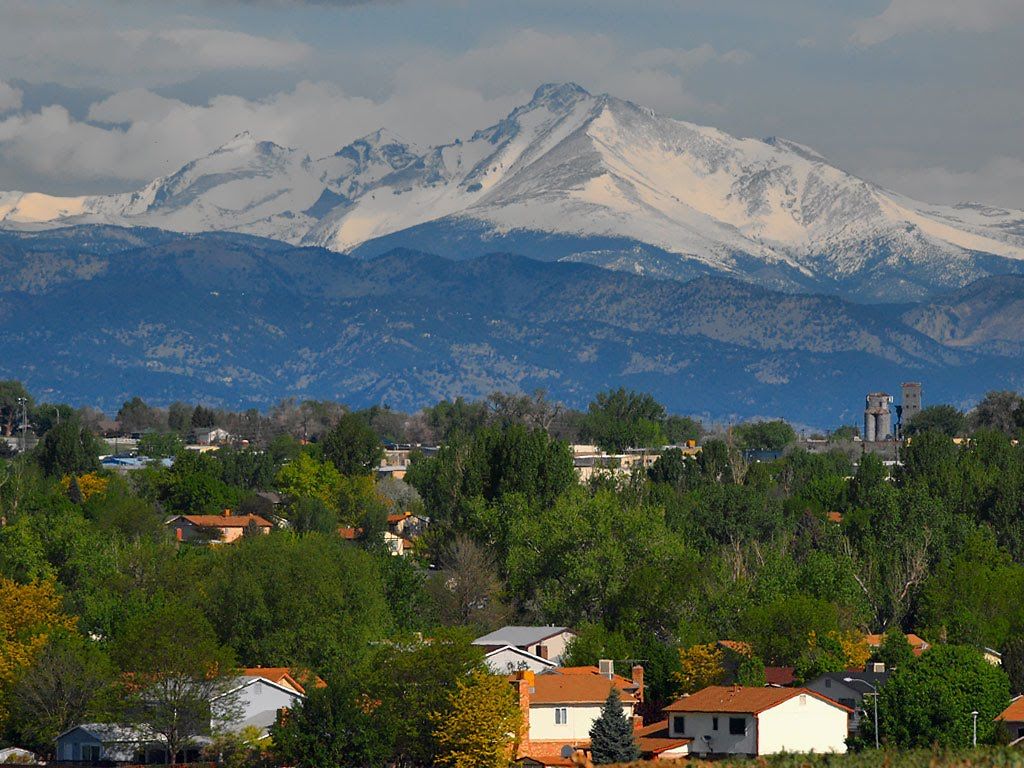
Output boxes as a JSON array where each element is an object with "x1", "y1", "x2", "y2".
[{"x1": 555, "y1": 707, "x2": 568, "y2": 725}]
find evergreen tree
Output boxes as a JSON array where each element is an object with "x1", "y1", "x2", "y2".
[
  {"x1": 589, "y1": 687, "x2": 640, "y2": 765},
  {"x1": 66, "y1": 476, "x2": 83, "y2": 504}
]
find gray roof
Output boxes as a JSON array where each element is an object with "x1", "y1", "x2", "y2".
[{"x1": 473, "y1": 626, "x2": 572, "y2": 647}]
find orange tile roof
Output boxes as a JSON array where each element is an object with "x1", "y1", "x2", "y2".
[
  {"x1": 864, "y1": 632, "x2": 930, "y2": 656},
  {"x1": 338, "y1": 526, "x2": 359, "y2": 539},
  {"x1": 764, "y1": 666, "x2": 796, "y2": 686},
  {"x1": 387, "y1": 512, "x2": 411, "y2": 524},
  {"x1": 179, "y1": 514, "x2": 272, "y2": 528},
  {"x1": 531, "y1": 671, "x2": 637, "y2": 705},
  {"x1": 664, "y1": 686, "x2": 852, "y2": 714},
  {"x1": 243, "y1": 667, "x2": 306, "y2": 694},
  {"x1": 998, "y1": 697, "x2": 1024, "y2": 723},
  {"x1": 826, "y1": 511, "x2": 844, "y2": 523}
]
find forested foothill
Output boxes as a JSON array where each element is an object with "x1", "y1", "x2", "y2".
[{"x1": 2, "y1": 382, "x2": 1024, "y2": 766}]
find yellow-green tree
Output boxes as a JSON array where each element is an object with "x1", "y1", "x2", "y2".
[
  {"x1": 432, "y1": 670, "x2": 522, "y2": 768},
  {"x1": 674, "y1": 643, "x2": 726, "y2": 694},
  {"x1": 275, "y1": 453, "x2": 342, "y2": 507},
  {"x1": 0, "y1": 578, "x2": 77, "y2": 722}
]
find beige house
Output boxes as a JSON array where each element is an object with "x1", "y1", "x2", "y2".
[
  {"x1": 167, "y1": 512, "x2": 272, "y2": 543},
  {"x1": 664, "y1": 686, "x2": 851, "y2": 757},
  {"x1": 473, "y1": 626, "x2": 577, "y2": 663}
]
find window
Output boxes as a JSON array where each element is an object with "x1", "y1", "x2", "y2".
[
  {"x1": 555, "y1": 707, "x2": 568, "y2": 725},
  {"x1": 671, "y1": 715, "x2": 686, "y2": 736},
  {"x1": 82, "y1": 745, "x2": 101, "y2": 763},
  {"x1": 712, "y1": 717, "x2": 719, "y2": 730},
  {"x1": 729, "y1": 717, "x2": 746, "y2": 735}
]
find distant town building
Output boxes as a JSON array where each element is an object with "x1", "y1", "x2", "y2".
[{"x1": 863, "y1": 392, "x2": 893, "y2": 442}]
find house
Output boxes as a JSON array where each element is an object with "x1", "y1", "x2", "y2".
[
  {"x1": 193, "y1": 427, "x2": 231, "y2": 446},
  {"x1": 997, "y1": 696, "x2": 1024, "y2": 744},
  {"x1": 484, "y1": 645, "x2": 558, "y2": 675},
  {"x1": 865, "y1": 632, "x2": 930, "y2": 657},
  {"x1": 804, "y1": 668, "x2": 889, "y2": 732},
  {"x1": 513, "y1": 664, "x2": 643, "y2": 768},
  {"x1": 166, "y1": 512, "x2": 272, "y2": 543},
  {"x1": 764, "y1": 667, "x2": 796, "y2": 687},
  {"x1": 635, "y1": 720, "x2": 692, "y2": 761},
  {"x1": 220, "y1": 672, "x2": 306, "y2": 737},
  {"x1": 386, "y1": 511, "x2": 429, "y2": 539},
  {"x1": 663, "y1": 685, "x2": 852, "y2": 757},
  {"x1": 338, "y1": 526, "x2": 410, "y2": 556},
  {"x1": 984, "y1": 647, "x2": 1003, "y2": 666},
  {"x1": 54, "y1": 724, "x2": 182, "y2": 764},
  {"x1": 241, "y1": 667, "x2": 325, "y2": 695},
  {"x1": 473, "y1": 626, "x2": 577, "y2": 663}
]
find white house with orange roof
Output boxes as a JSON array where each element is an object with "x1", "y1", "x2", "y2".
[
  {"x1": 664, "y1": 685, "x2": 851, "y2": 757},
  {"x1": 997, "y1": 696, "x2": 1024, "y2": 745},
  {"x1": 513, "y1": 662, "x2": 644, "y2": 767}
]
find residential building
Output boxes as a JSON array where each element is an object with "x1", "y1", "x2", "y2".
[
  {"x1": 0, "y1": 747, "x2": 38, "y2": 763},
  {"x1": 634, "y1": 720, "x2": 692, "y2": 761},
  {"x1": 474, "y1": 626, "x2": 577, "y2": 663},
  {"x1": 513, "y1": 664, "x2": 643, "y2": 767},
  {"x1": 193, "y1": 427, "x2": 231, "y2": 446},
  {"x1": 55, "y1": 724, "x2": 174, "y2": 764},
  {"x1": 804, "y1": 668, "x2": 889, "y2": 732},
  {"x1": 864, "y1": 632, "x2": 931, "y2": 657},
  {"x1": 166, "y1": 512, "x2": 272, "y2": 543},
  {"x1": 664, "y1": 685, "x2": 851, "y2": 757},
  {"x1": 221, "y1": 672, "x2": 305, "y2": 736},
  {"x1": 997, "y1": 697, "x2": 1024, "y2": 744},
  {"x1": 484, "y1": 645, "x2": 558, "y2": 675}
]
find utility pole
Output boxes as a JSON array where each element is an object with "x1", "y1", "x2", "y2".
[{"x1": 16, "y1": 397, "x2": 27, "y2": 455}]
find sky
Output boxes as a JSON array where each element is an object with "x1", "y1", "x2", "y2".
[{"x1": 1, "y1": 0, "x2": 1022, "y2": 208}]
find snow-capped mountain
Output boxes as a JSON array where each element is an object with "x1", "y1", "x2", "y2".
[{"x1": 4, "y1": 82, "x2": 1024, "y2": 300}]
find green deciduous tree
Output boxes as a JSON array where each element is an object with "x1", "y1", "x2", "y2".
[
  {"x1": 905, "y1": 405, "x2": 966, "y2": 437},
  {"x1": 34, "y1": 419, "x2": 101, "y2": 478},
  {"x1": 877, "y1": 645, "x2": 1010, "y2": 748},
  {"x1": 589, "y1": 687, "x2": 640, "y2": 765},
  {"x1": 321, "y1": 413, "x2": 384, "y2": 476},
  {"x1": 733, "y1": 420, "x2": 797, "y2": 451},
  {"x1": 584, "y1": 388, "x2": 666, "y2": 453}
]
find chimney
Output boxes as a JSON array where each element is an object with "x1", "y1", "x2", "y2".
[
  {"x1": 175, "y1": 527, "x2": 183, "y2": 542},
  {"x1": 222, "y1": 508, "x2": 231, "y2": 517},
  {"x1": 598, "y1": 659, "x2": 614, "y2": 679},
  {"x1": 513, "y1": 670, "x2": 534, "y2": 750},
  {"x1": 632, "y1": 714, "x2": 644, "y2": 731},
  {"x1": 631, "y1": 664, "x2": 645, "y2": 704}
]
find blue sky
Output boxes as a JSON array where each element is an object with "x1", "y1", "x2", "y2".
[{"x1": 1, "y1": 0, "x2": 1022, "y2": 206}]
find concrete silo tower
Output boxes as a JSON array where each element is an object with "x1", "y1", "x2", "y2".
[{"x1": 864, "y1": 392, "x2": 893, "y2": 442}]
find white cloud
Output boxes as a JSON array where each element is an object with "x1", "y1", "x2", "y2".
[
  {"x1": 0, "y1": 1, "x2": 311, "y2": 88},
  {"x1": 870, "y1": 156, "x2": 1024, "y2": 208},
  {"x1": 0, "y1": 27, "x2": 749, "y2": 191},
  {"x1": 0, "y1": 81, "x2": 23, "y2": 113},
  {"x1": 853, "y1": 0, "x2": 1024, "y2": 46}
]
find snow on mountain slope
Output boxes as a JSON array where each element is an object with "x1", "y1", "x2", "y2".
[{"x1": 4, "y1": 83, "x2": 1024, "y2": 300}]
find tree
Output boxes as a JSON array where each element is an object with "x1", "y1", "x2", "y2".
[
  {"x1": 275, "y1": 452, "x2": 342, "y2": 507},
  {"x1": 735, "y1": 655, "x2": 767, "y2": 687},
  {"x1": 0, "y1": 381, "x2": 32, "y2": 437},
  {"x1": 190, "y1": 405, "x2": 217, "y2": 429},
  {"x1": 1002, "y1": 635, "x2": 1024, "y2": 696},
  {"x1": 289, "y1": 497, "x2": 337, "y2": 535},
  {"x1": 321, "y1": 413, "x2": 384, "y2": 475},
  {"x1": 0, "y1": 578, "x2": 78, "y2": 725},
  {"x1": 876, "y1": 626, "x2": 914, "y2": 670},
  {"x1": 116, "y1": 397, "x2": 165, "y2": 434},
  {"x1": 733, "y1": 420, "x2": 797, "y2": 451},
  {"x1": 970, "y1": 391, "x2": 1023, "y2": 435},
  {"x1": 432, "y1": 669, "x2": 522, "y2": 768},
  {"x1": 905, "y1": 405, "x2": 966, "y2": 437},
  {"x1": 271, "y1": 661, "x2": 395, "y2": 768},
  {"x1": 5, "y1": 630, "x2": 115, "y2": 754},
  {"x1": 34, "y1": 418, "x2": 101, "y2": 477},
  {"x1": 674, "y1": 644, "x2": 726, "y2": 694},
  {"x1": 427, "y1": 536, "x2": 508, "y2": 631},
  {"x1": 167, "y1": 402, "x2": 194, "y2": 434},
  {"x1": 584, "y1": 388, "x2": 666, "y2": 453},
  {"x1": 877, "y1": 645, "x2": 1010, "y2": 747},
  {"x1": 112, "y1": 602, "x2": 241, "y2": 764},
  {"x1": 830, "y1": 425, "x2": 859, "y2": 442},
  {"x1": 589, "y1": 687, "x2": 639, "y2": 765},
  {"x1": 137, "y1": 431, "x2": 183, "y2": 459},
  {"x1": 663, "y1": 415, "x2": 702, "y2": 444}
]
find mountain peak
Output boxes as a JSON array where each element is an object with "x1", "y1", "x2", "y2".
[{"x1": 529, "y1": 82, "x2": 591, "y2": 111}]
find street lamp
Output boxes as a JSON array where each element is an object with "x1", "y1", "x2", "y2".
[
  {"x1": 971, "y1": 710, "x2": 979, "y2": 747},
  {"x1": 844, "y1": 677, "x2": 879, "y2": 749}
]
